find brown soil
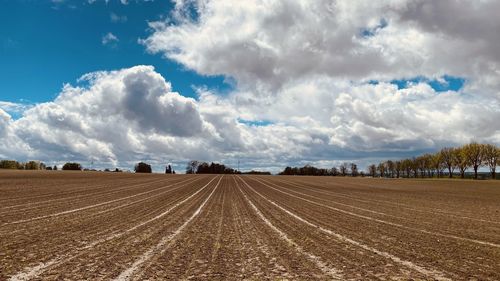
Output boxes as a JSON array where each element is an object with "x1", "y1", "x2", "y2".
[{"x1": 1, "y1": 170, "x2": 499, "y2": 280}]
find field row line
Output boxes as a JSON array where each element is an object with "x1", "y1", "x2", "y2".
[
  {"x1": 272, "y1": 179, "x2": 479, "y2": 229},
  {"x1": 256, "y1": 177, "x2": 500, "y2": 248},
  {"x1": 2, "y1": 176, "x2": 204, "y2": 237},
  {"x1": 1, "y1": 176, "x2": 202, "y2": 226},
  {"x1": 8, "y1": 176, "x2": 219, "y2": 281},
  {"x1": 238, "y1": 176, "x2": 452, "y2": 280},
  {"x1": 282, "y1": 178, "x2": 500, "y2": 224},
  {"x1": 0, "y1": 177, "x2": 165, "y2": 204},
  {"x1": 113, "y1": 176, "x2": 223, "y2": 281},
  {"x1": 0, "y1": 177, "x2": 180, "y2": 214},
  {"x1": 275, "y1": 179, "x2": 399, "y2": 218},
  {"x1": 91, "y1": 176, "x2": 203, "y2": 217},
  {"x1": 234, "y1": 177, "x2": 344, "y2": 280}
]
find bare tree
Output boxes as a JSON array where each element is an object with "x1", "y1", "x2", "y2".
[
  {"x1": 339, "y1": 163, "x2": 349, "y2": 176},
  {"x1": 395, "y1": 161, "x2": 402, "y2": 178},
  {"x1": 432, "y1": 152, "x2": 444, "y2": 178},
  {"x1": 386, "y1": 160, "x2": 395, "y2": 178},
  {"x1": 402, "y1": 159, "x2": 412, "y2": 178},
  {"x1": 440, "y1": 147, "x2": 456, "y2": 178},
  {"x1": 377, "y1": 162, "x2": 386, "y2": 178},
  {"x1": 483, "y1": 144, "x2": 499, "y2": 179},
  {"x1": 411, "y1": 158, "x2": 419, "y2": 178},
  {"x1": 350, "y1": 163, "x2": 358, "y2": 177},
  {"x1": 415, "y1": 156, "x2": 427, "y2": 178},
  {"x1": 186, "y1": 160, "x2": 199, "y2": 174},
  {"x1": 331, "y1": 167, "x2": 339, "y2": 176},
  {"x1": 454, "y1": 147, "x2": 469, "y2": 179},
  {"x1": 423, "y1": 154, "x2": 434, "y2": 178},
  {"x1": 366, "y1": 142, "x2": 498, "y2": 180},
  {"x1": 463, "y1": 142, "x2": 483, "y2": 179},
  {"x1": 368, "y1": 164, "x2": 377, "y2": 177}
]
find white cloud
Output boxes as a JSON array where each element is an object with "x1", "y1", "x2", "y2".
[
  {"x1": 142, "y1": 1, "x2": 407, "y2": 89},
  {"x1": 110, "y1": 12, "x2": 127, "y2": 23},
  {"x1": 0, "y1": 66, "x2": 340, "y2": 169},
  {"x1": 0, "y1": 101, "x2": 32, "y2": 115},
  {"x1": 139, "y1": 0, "x2": 500, "y2": 163},
  {"x1": 0, "y1": 109, "x2": 10, "y2": 138},
  {"x1": 102, "y1": 32, "x2": 119, "y2": 46},
  {"x1": 1, "y1": 65, "x2": 498, "y2": 172},
  {"x1": 205, "y1": 76, "x2": 499, "y2": 152},
  {"x1": 142, "y1": 0, "x2": 500, "y2": 94},
  {"x1": 0, "y1": 109, "x2": 32, "y2": 160},
  {"x1": 3, "y1": 0, "x2": 500, "y2": 172},
  {"x1": 6, "y1": 66, "x2": 220, "y2": 163}
]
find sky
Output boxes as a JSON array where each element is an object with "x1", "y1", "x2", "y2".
[{"x1": 0, "y1": 0, "x2": 499, "y2": 173}]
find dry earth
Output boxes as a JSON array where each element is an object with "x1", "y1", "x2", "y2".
[{"x1": 1, "y1": 170, "x2": 499, "y2": 280}]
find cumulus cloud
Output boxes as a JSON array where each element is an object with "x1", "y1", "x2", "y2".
[
  {"x1": 2, "y1": 65, "x2": 498, "y2": 171},
  {"x1": 140, "y1": 0, "x2": 500, "y2": 104},
  {"x1": 0, "y1": 109, "x2": 10, "y2": 138},
  {"x1": 3, "y1": 66, "x2": 221, "y2": 165},
  {"x1": 143, "y1": 1, "x2": 409, "y2": 89},
  {"x1": 102, "y1": 32, "x2": 119, "y2": 46},
  {"x1": 0, "y1": 109, "x2": 32, "y2": 160},
  {"x1": 202, "y1": 77, "x2": 499, "y2": 153},
  {"x1": 141, "y1": 0, "x2": 500, "y2": 149},
  {"x1": 0, "y1": 65, "x2": 340, "y2": 168},
  {"x1": 0, "y1": 101, "x2": 32, "y2": 115},
  {"x1": 3, "y1": 0, "x2": 500, "y2": 172}
]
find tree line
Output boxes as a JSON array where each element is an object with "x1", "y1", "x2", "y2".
[
  {"x1": 132, "y1": 162, "x2": 177, "y2": 174},
  {"x1": 185, "y1": 160, "x2": 239, "y2": 174},
  {"x1": 184, "y1": 160, "x2": 271, "y2": 175},
  {"x1": 368, "y1": 142, "x2": 499, "y2": 179},
  {"x1": 279, "y1": 162, "x2": 360, "y2": 176},
  {"x1": 2, "y1": 142, "x2": 497, "y2": 178},
  {"x1": 242, "y1": 170, "x2": 272, "y2": 175},
  {"x1": 0, "y1": 159, "x2": 235, "y2": 175},
  {"x1": 0, "y1": 161, "x2": 90, "y2": 171},
  {"x1": 0, "y1": 160, "x2": 121, "y2": 172},
  {"x1": 0, "y1": 160, "x2": 50, "y2": 170}
]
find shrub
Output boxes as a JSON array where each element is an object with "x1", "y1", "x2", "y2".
[
  {"x1": 62, "y1": 162, "x2": 82, "y2": 171},
  {"x1": 0, "y1": 160, "x2": 23, "y2": 169},
  {"x1": 134, "y1": 162, "x2": 152, "y2": 173},
  {"x1": 25, "y1": 161, "x2": 44, "y2": 170}
]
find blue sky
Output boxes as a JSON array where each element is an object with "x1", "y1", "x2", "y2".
[
  {"x1": 0, "y1": 0, "x2": 466, "y2": 107},
  {"x1": 390, "y1": 76, "x2": 465, "y2": 92},
  {"x1": 0, "y1": 0, "x2": 229, "y2": 104},
  {"x1": 0, "y1": 1, "x2": 498, "y2": 172}
]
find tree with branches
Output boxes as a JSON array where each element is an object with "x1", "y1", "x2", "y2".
[
  {"x1": 440, "y1": 147, "x2": 456, "y2": 178},
  {"x1": 463, "y1": 142, "x2": 483, "y2": 179},
  {"x1": 483, "y1": 144, "x2": 499, "y2": 179}
]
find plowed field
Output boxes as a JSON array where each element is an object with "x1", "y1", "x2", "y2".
[{"x1": 1, "y1": 170, "x2": 499, "y2": 280}]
